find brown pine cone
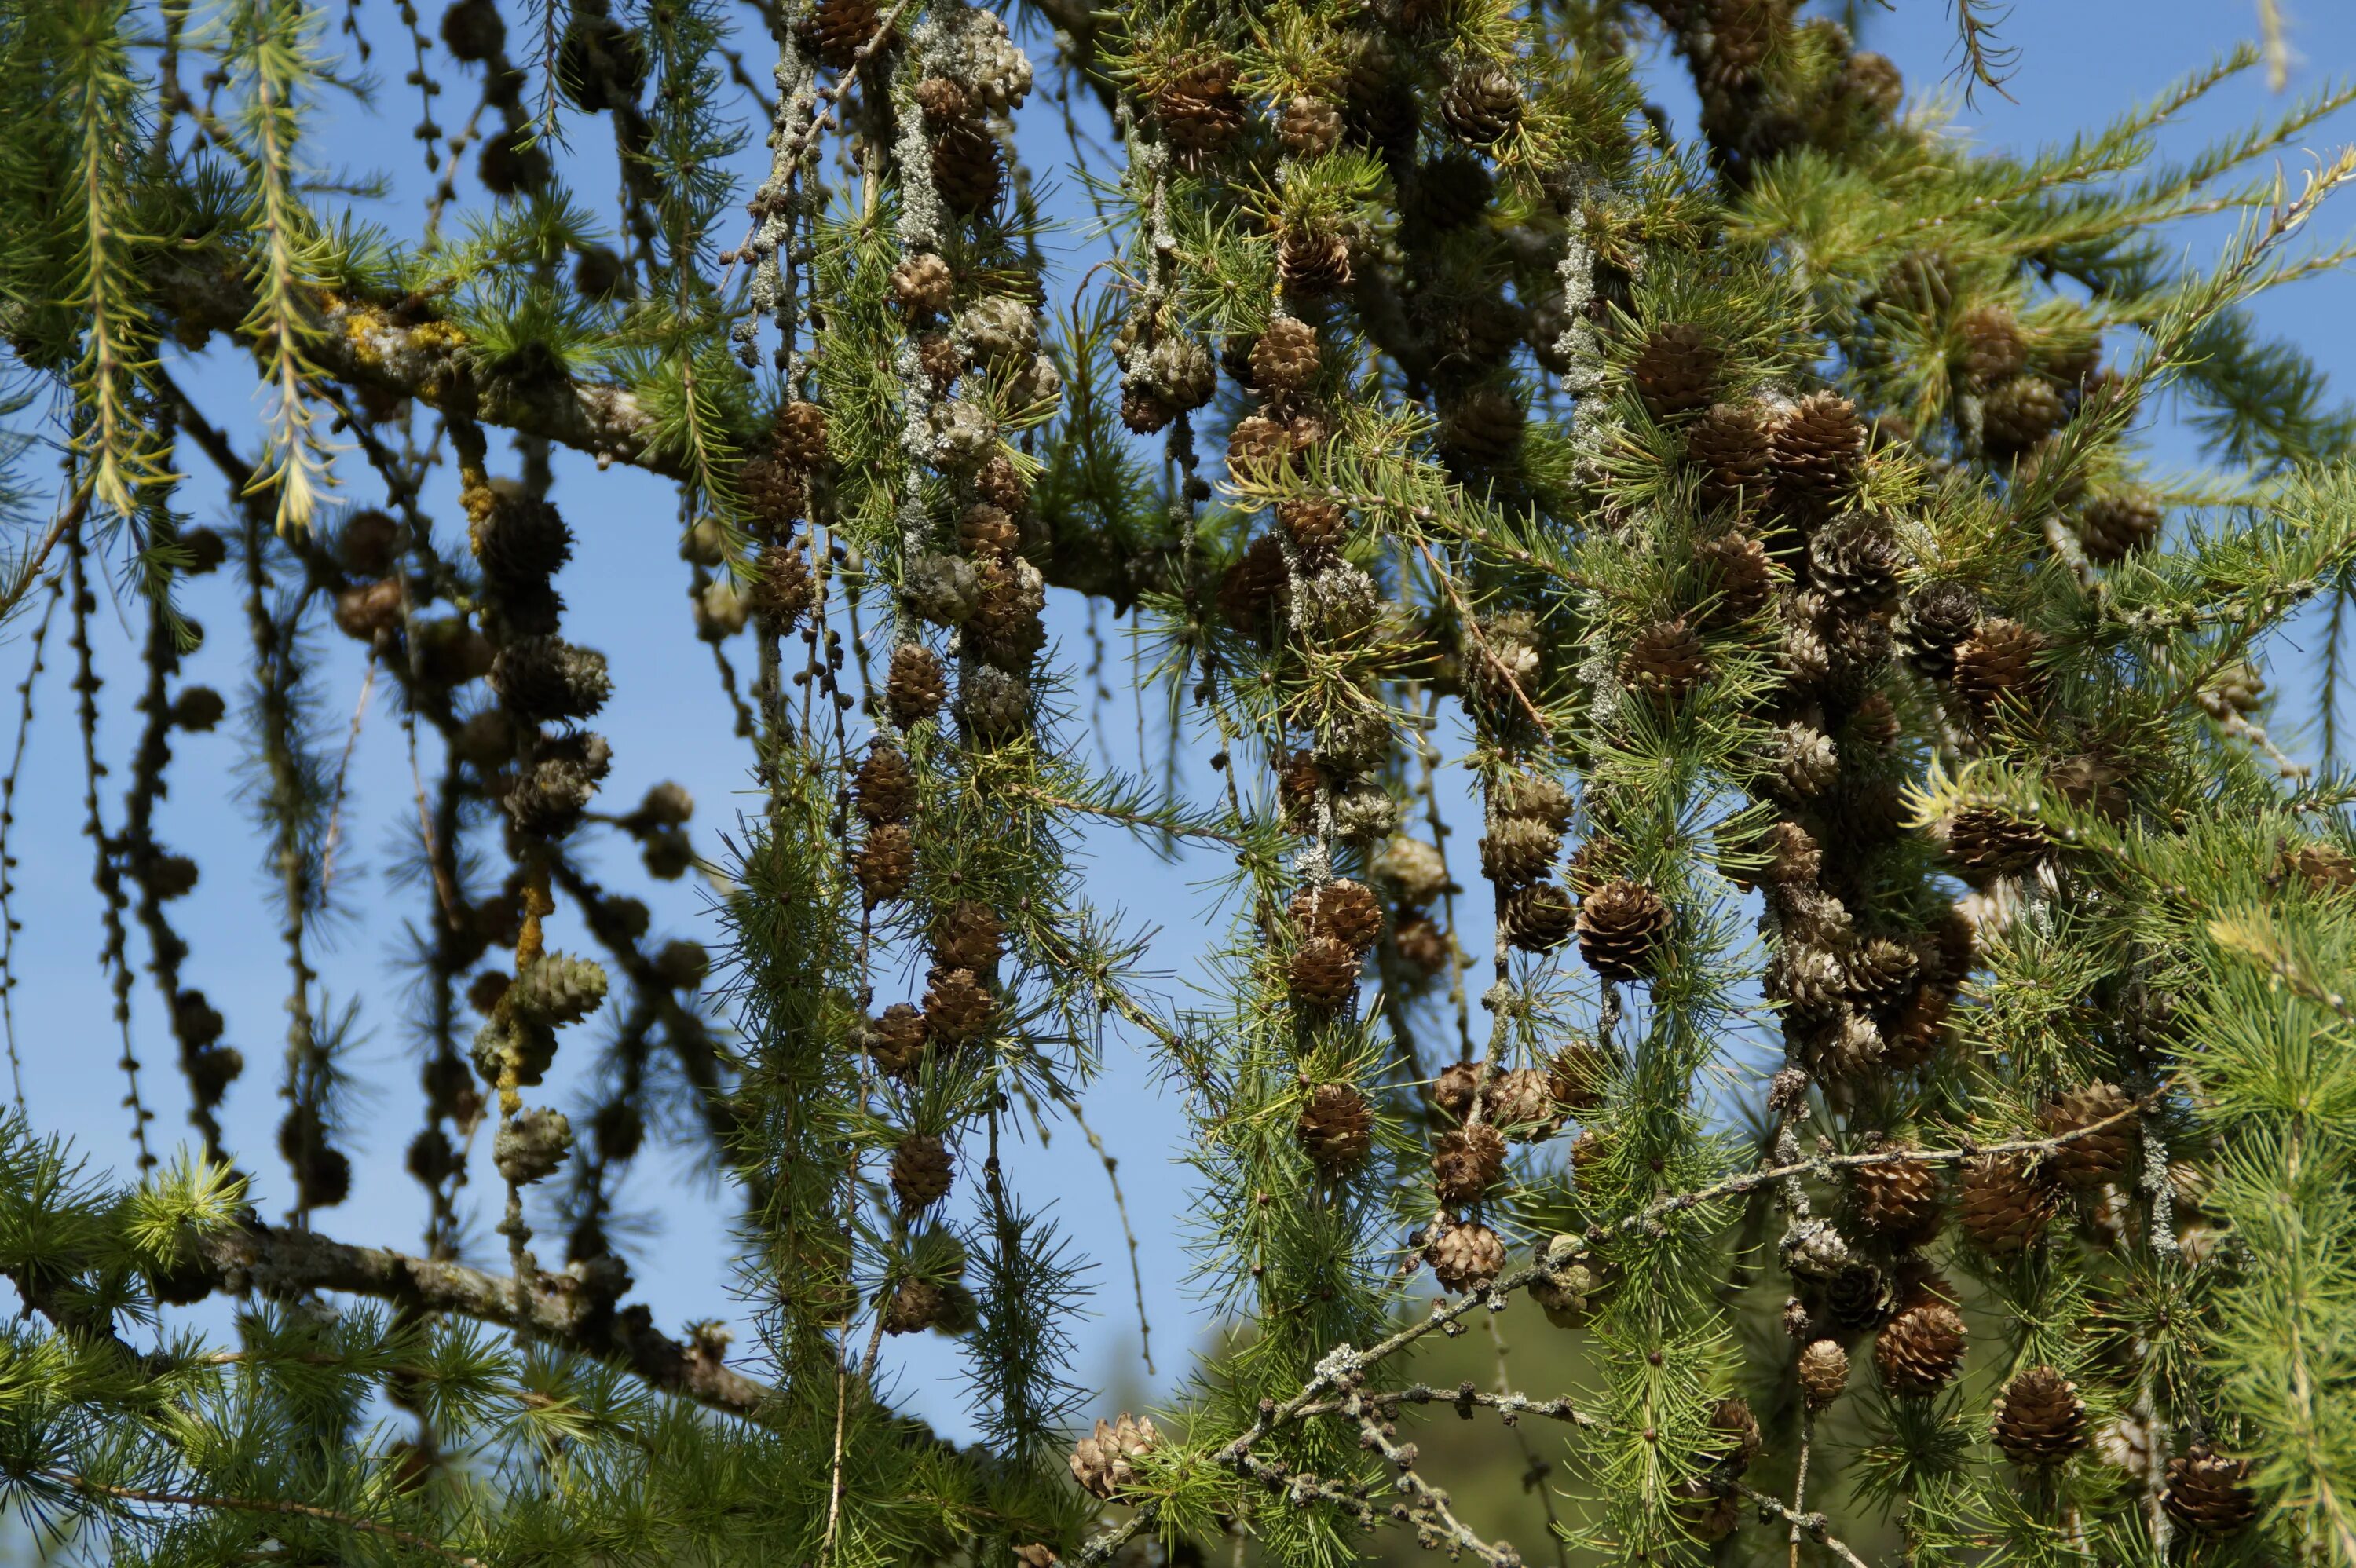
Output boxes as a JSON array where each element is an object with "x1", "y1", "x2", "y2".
[
  {"x1": 2037, "y1": 1082, "x2": 2138, "y2": 1189},
  {"x1": 2164, "y1": 1446, "x2": 2257, "y2": 1534},
  {"x1": 1981, "y1": 375, "x2": 2065, "y2": 456},
  {"x1": 891, "y1": 252, "x2": 954, "y2": 316},
  {"x1": 774, "y1": 400, "x2": 830, "y2": 469},
  {"x1": 854, "y1": 744, "x2": 916, "y2": 824},
  {"x1": 1875, "y1": 1299, "x2": 1966, "y2": 1395},
  {"x1": 1479, "y1": 816, "x2": 1560, "y2": 889},
  {"x1": 931, "y1": 119, "x2": 1002, "y2": 214},
  {"x1": 1275, "y1": 499, "x2": 1348, "y2": 567},
  {"x1": 1944, "y1": 806, "x2": 2051, "y2": 878},
  {"x1": 1480, "y1": 1067, "x2": 1560, "y2": 1141},
  {"x1": 1798, "y1": 1339, "x2": 1849, "y2": 1408},
  {"x1": 1844, "y1": 937, "x2": 1919, "y2": 1012},
  {"x1": 2286, "y1": 841, "x2": 2356, "y2": 893},
  {"x1": 890, "y1": 1133, "x2": 954, "y2": 1210},
  {"x1": 1927, "y1": 907, "x2": 1977, "y2": 985},
  {"x1": 916, "y1": 332, "x2": 964, "y2": 393},
  {"x1": 1826, "y1": 1262, "x2": 1897, "y2": 1333},
  {"x1": 912, "y1": 75, "x2": 969, "y2": 122},
  {"x1": 809, "y1": 0, "x2": 880, "y2": 68},
  {"x1": 1013, "y1": 1544, "x2": 1057, "y2": 1567},
  {"x1": 1851, "y1": 1138, "x2": 1944, "y2": 1245},
  {"x1": 862, "y1": 1003, "x2": 927, "y2": 1073},
  {"x1": 1437, "y1": 386, "x2": 1524, "y2": 466},
  {"x1": 1620, "y1": 618, "x2": 1710, "y2": 700},
  {"x1": 1425, "y1": 1219, "x2": 1506, "y2": 1292},
  {"x1": 931, "y1": 901, "x2": 1004, "y2": 973},
  {"x1": 1432, "y1": 1123, "x2": 1507, "y2": 1206},
  {"x1": 1688, "y1": 401, "x2": 1771, "y2": 509},
  {"x1": 1956, "y1": 304, "x2": 2029, "y2": 387},
  {"x1": 976, "y1": 452, "x2": 1029, "y2": 514},
  {"x1": 960, "y1": 503, "x2": 1019, "y2": 560},
  {"x1": 1500, "y1": 881, "x2": 1576, "y2": 953},
  {"x1": 1440, "y1": 61, "x2": 1522, "y2": 146},
  {"x1": 1278, "y1": 228, "x2": 1352, "y2": 295},
  {"x1": 1548, "y1": 1038, "x2": 1615, "y2": 1115},
  {"x1": 2076, "y1": 492, "x2": 2161, "y2": 564},
  {"x1": 923, "y1": 964, "x2": 993, "y2": 1044},
  {"x1": 739, "y1": 452, "x2": 806, "y2": 534},
  {"x1": 1120, "y1": 384, "x2": 1173, "y2": 435},
  {"x1": 1842, "y1": 48, "x2": 1904, "y2": 118},
  {"x1": 1393, "y1": 911, "x2": 1451, "y2": 975},
  {"x1": 854, "y1": 822, "x2": 916, "y2": 903},
  {"x1": 880, "y1": 1276, "x2": 946, "y2": 1334},
  {"x1": 1069, "y1": 1414, "x2": 1159, "y2": 1500},
  {"x1": 1297, "y1": 1082, "x2": 1373, "y2": 1175},
  {"x1": 1896, "y1": 580, "x2": 1981, "y2": 679},
  {"x1": 1290, "y1": 879, "x2": 1383, "y2": 953},
  {"x1": 1771, "y1": 392, "x2": 1865, "y2": 500},
  {"x1": 885, "y1": 644, "x2": 949, "y2": 729},
  {"x1": 1707, "y1": 1397, "x2": 1762, "y2": 1472},
  {"x1": 1276, "y1": 93, "x2": 1343, "y2": 158},
  {"x1": 1227, "y1": 414, "x2": 1294, "y2": 477},
  {"x1": 751, "y1": 541, "x2": 814, "y2": 627},
  {"x1": 1951, "y1": 617, "x2": 2048, "y2": 720},
  {"x1": 1154, "y1": 62, "x2": 1246, "y2": 158},
  {"x1": 1631, "y1": 323, "x2": 1722, "y2": 420},
  {"x1": 1251, "y1": 316, "x2": 1322, "y2": 394},
  {"x1": 1495, "y1": 771, "x2": 1574, "y2": 830},
  {"x1": 1577, "y1": 879, "x2": 1670, "y2": 981},
  {"x1": 1849, "y1": 690, "x2": 1900, "y2": 749},
  {"x1": 1958, "y1": 1151, "x2": 2062, "y2": 1255},
  {"x1": 1992, "y1": 1365, "x2": 2089, "y2": 1464},
  {"x1": 1429, "y1": 1060, "x2": 1480, "y2": 1123},
  {"x1": 1692, "y1": 532, "x2": 1774, "y2": 627},
  {"x1": 1289, "y1": 935, "x2": 1362, "y2": 1008},
  {"x1": 1809, "y1": 518, "x2": 1899, "y2": 609}
]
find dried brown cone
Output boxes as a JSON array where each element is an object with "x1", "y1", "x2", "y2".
[
  {"x1": 1277, "y1": 228, "x2": 1352, "y2": 296},
  {"x1": 1501, "y1": 882, "x2": 1576, "y2": 953},
  {"x1": 1956, "y1": 304, "x2": 2029, "y2": 387},
  {"x1": 1896, "y1": 580, "x2": 1981, "y2": 680},
  {"x1": 1687, "y1": 401, "x2": 1771, "y2": 509},
  {"x1": 1216, "y1": 535, "x2": 1290, "y2": 641},
  {"x1": 1429, "y1": 1060, "x2": 1480, "y2": 1124},
  {"x1": 1770, "y1": 392, "x2": 1866, "y2": 500},
  {"x1": 1154, "y1": 62, "x2": 1246, "y2": 157},
  {"x1": 931, "y1": 119, "x2": 1003, "y2": 214},
  {"x1": 976, "y1": 452, "x2": 1029, "y2": 514},
  {"x1": 1850, "y1": 690, "x2": 1901, "y2": 750},
  {"x1": 1227, "y1": 415, "x2": 1295, "y2": 478},
  {"x1": 1991, "y1": 1365, "x2": 2089, "y2": 1465},
  {"x1": 1620, "y1": 618, "x2": 1710, "y2": 700},
  {"x1": 890, "y1": 1133, "x2": 954, "y2": 1210},
  {"x1": 1276, "y1": 93, "x2": 1344, "y2": 158},
  {"x1": 1575, "y1": 880, "x2": 1670, "y2": 981},
  {"x1": 1798, "y1": 1339, "x2": 1850, "y2": 1409},
  {"x1": 809, "y1": 0, "x2": 880, "y2": 67},
  {"x1": 1692, "y1": 532, "x2": 1774, "y2": 628},
  {"x1": 1708, "y1": 1397, "x2": 1763, "y2": 1473},
  {"x1": 1479, "y1": 816, "x2": 1560, "y2": 890},
  {"x1": 1958, "y1": 1151, "x2": 2062, "y2": 1255},
  {"x1": 1875, "y1": 1299, "x2": 1967, "y2": 1395},
  {"x1": 1119, "y1": 384, "x2": 1173, "y2": 436},
  {"x1": 1439, "y1": 61, "x2": 1521, "y2": 146},
  {"x1": 1851, "y1": 1138, "x2": 1944, "y2": 1245},
  {"x1": 1393, "y1": 911, "x2": 1451, "y2": 976},
  {"x1": 1069, "y1": 1414, "x2": 1159, "y2": 1501},
  {"x1": 1548, "y1": 1038, "x2": 1615, "y2": 1116},
  {"x1": 1289, "y1": 935, "x2": 1362, "y2": 1008},
  {"x1": 916, "y1": 332, "x2": 964, "y2": 393},
  {"x1": 1845, "y1": 937, "x2": 1920, "y2": 1013},
  {"x1": 1480, "y1": 1067, "x2": 1560, "y2": 1141},
  {"x1": 1432, "y1": 1123, "x2": 1507, "y2": 1206},
  {"x1": 885, "y1": 644, "x2": 949, "y2": 729},
  {"x1": 891, "y1": 252, "x2": 954, "y2": 317},
  {"x1": 750, "y1": 541, "x2": 814, "y2": 627},
  {"x1": 2037, "y1": 1081, "x2": 2139, "y2": 1190},
  {"x1": 1290, "y1": 879, "x2": 1383, "y2": 953},
  {"x1": 854, "y1": 823, "x2": 916, "y2": 904},
  {"x1": 739, "y1": 452, "x2": 806, "y2": 534},
  {"x1": 1437, "y1": 385, "x2": 1524, "y2": 467},
  {"x1": 1275, "y1": 750, "x2": 1323, "y2": 832},
  {"x1": 854, "y1": 745, "x2": 916, "y2": 825},
  {"x1": 1631, "y1": 323, "x2": 1723, "y2": 420},
  {"x1": 880, "y1": 1276, "x2": 947, "y2": 1335},
  {"x1": 774, "y1": 400, "x2": 830, "y2": 470},
  {"x1": 1297, "y1": 1082, "x2": 1374, "y2": 1175},
  {"x1": 1425, "y1": 1219, "x2": 1506, "y2": 1293},
  {"x1": 1884, "y1": 985, "x2": 1955, "y2": 1071},
  {"x1": 1981, "y1": 375, "x2": 2065, "y2": 456},
  {"x1": 2286, "y1": 841, "x2": 2356, "y2": 893},
  {"x1": 1944, "y1": 806, "x2": 2052, "y2": 878},
  {"x1": 1495, "y1": 771, "x2": 1573, "y2": 831},
  {"x1": 1951, "y1": 618, "x2": 2049, "y2": 720},
  {"x1": 2164, "y1": 1446, "x2": 2258, "y2": 1534},
  {"x1": 960, "y1": 503, "x2": 1019, "y2": 561},
  {"x1": 923, "y1": 965, "x2": 993, "y2": 1044},
  {"x1": 1275, "y1": 499, "x2": 1348, "y2": 568},
  {"x1": 864, "y1": 1004, "x2": 927, "y2": 1074},
  {"x1": 2076, "y1": 492, "x2": 2162, "y2": 564},
  {"x1": 931, "y1": 901, "x2": 1005, "y2": 973},
  {"x1": 1251, "y1": 316, "x2": 1322, "y2": 395},
  {"x1": 1809, "y1": 518, "x2": 1900, "y2": 610}
]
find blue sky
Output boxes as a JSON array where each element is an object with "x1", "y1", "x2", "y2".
[{"x1": 4, "y1": 0, "x2": 2354, "y2": 1449}]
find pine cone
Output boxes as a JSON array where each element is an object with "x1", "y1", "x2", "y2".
[
  {"x1": 1480, "y1": 1067, "x2": 1560, "y2": 1141},
  {"x1": 1437, "y1": 386, "x2": 1524, "y2": 466},
  {"x1": 475, "y1": 493, "x2": 573, "y2": 589},
  {"x1": 1276, "y1": 93, "x2": 1343, "y2": 158},
  {"x1": 2076, "y1": 492, "x2": 2161, "y2": 564},
  {"x1": 1956, "y1": 304, "x2": 2029, "y2": 386},
  {"x1": 1944, "y1": 806, "x2": 2051, "y2": 877},
  {"x1": 751, "y1": 541, "x2": 815, "y2": 627},
  {"x1": 931, "y1": 119, "x2": 1003, "y2": 214},
  {"x1": 1227, "y1": 414, "x2": 1294, "y2": 477},
  {"x1": 854, "y1": 822, "x2": 916, "y2": 904},
  {"x1": 1958, "y1": 1151, "x2": 2061, "y2": 1255},
  {"x1": 1631, "y1": 323, "x2": 1722, "y2": 420},
  {"x1": 1069, "y1": 1414, "x2": 1158, "y2": 1500},
  {"x1": 1393, "y1": 912, "x2": 1451, "y2": 975},
  {"x1": 1432, "y1": 1123, "x2": 1506, "y2": 1205},
  {"x1": 862, "y1": 1004, "x2": 927, "y2": 1073},
  {"x1": 1250, "y1": 316, "x2": 1321, "y2": 395},
  {"x1": 1769, "y1": 722, "x2": 1839, "y2": 800},
  {"x1": 1708, "y1": 1397, "x2": 1762, "y2": 1472},
  {"x1": 880, "y1": 1276, "x2": 947, "y2": 1334},
  {"x1": 854, "y1": 745, "x2": 916, "y2": 824},
  {"x1": 1798, "y1": 1339, "x2": 1849, "y2": 1409},
  {"x1": 885, "y1": 644, "x2": 949, "y2": 729},
  {"x1": 1425, "y1": 1219, "x2": 1506, "y2": 1292},
  {"x1": 740, "y1": 452, "x2": 806, "y2": 534},
  {"x1": 1981, "y1": 375, "x2": 2065, "y2": 456},
  {"x1": 1291, "y1": 879, "x2": 1383, "y2": 953},
  {"x1": 1692, "y1": 532, "x2": 1775, "y2": 627},
  {"x1": 931, "y1": 901, "x2": 1004, "y2": 972},
  {"x1": 1825, "y1": 1261, "x2": 1897, "y2": 1333},
  {"x1": 1478, "y1": 817, "x2": 1560, "y2": 890},
  {"x1": 1842, "y1": 49, "x2": 1904, "y2": 119},
  {"x1": 1875, "y1": 1299, "x2": 1966, "y2": 1395},
  {"x1": 891, "y1": 252, "x2": 954, "y2": 317},
  {"x1": 1951, "y1": 617, "x2": 2048, "y2": 720},
  {"x1": 774, "y1": 400, "x2": 831, "y2": 469},
  {"x1": 1845, "y1": 937, "x2": 1919, "y2": 1011},
  {"x1": 1297, "y1": 1083, "x2": 1373, "y2": 1175},
  {"x1": 491, "y1": 637, "x2": 611, "y2": 723},
  {"x1": 1780, "y1": 1216, "x2": 1853, "y2": 1282},
  {"x1": 1620, "y1": 618, "x2": 1710, "y2": 700},
  {"x1": 1430, "y1": 1060, "x2": 1480, "y2": 1124},
  {"x1": 1548, "y1": 1038, "x2": 1615, "y2": 1115},
  {"x1": 923, "y1": 965, "x2": 993, "y2": 1044},
  {"x1": 1500, "y1": 881, "x2": 1576, "y2": 953},
  {"x1": 1290, "y1": 935, "x2": 1361, "y2": 1008},
  {"x1": 1770, "y1": 392, "x2": 1865, "y2": 501},
  {"x1": 1992, "y1": 1365, "x2": 2089, "y2": 1464},
  {"x1": 441, "y1": 0, "x2": 504, "y2": 60},
  {"x1": 1277, "y1": 228, "x2": 1352, "y2": 295},
  {"x1": 1154, "y1": 62, "x2": 1245, "y2": 157},
  {"x1": 891, "y1": 1133, "x2": 954, "y2": 1210},
  {"x1": 914, "y1": 332, "x2": 964, "y2": 394},
  {"x1": 975, "y1": 452, "x2": 1030, "y2": 514},
  {"x1": 2164, "y1": 1446, "x2": 2257, "y2": 1534},
  {"x1": 1410, "y1": 152, "x2": 1494, "y2": 232},
  {"x1": 1849, "y1": 690, "x2": 1900, "y2": 750},
  {"x1": 1576, "y1": 879, "x2": 1670, "y2": 981},
  {"x1": 809, "y1": 0, "x2": 880, "y2": 66},
  {"x1": 1809, "y1": 519, "x2": 1899, "y2": 609},
  {"x1": 1440, "y1": 61, "x2": 1522, "y2": 146},
  {"x1": 958, "y1": 663, "x2": 1030, "y2": 742},
  {"x1": 1851, "y1": 1139, "x2": 1944, "y2": 1245},
  {"x1": 1688, "y1": 401, "x2": 1772, "y2": 509},
  {"x1": 1275, "y1": 499, "x2": 1348, "y2": 568},
  {"x1": 1120, "y1": 384, "x2": 1173, "y2": 435},
  {"x1": 2285, "y1": 841, "x2": 2356, "y2": 894},
  {"x1": 1495, "y1": 771, "x2": 1574, "y2": 830},
  {"x1": 2037, "y1": 1081, "x2": 2138, "y2": 1189}
]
